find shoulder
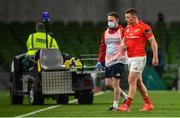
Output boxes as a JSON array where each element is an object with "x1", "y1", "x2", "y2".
[
  {"x1": 139, "y1": 21, "x2": 154, "y2": 37},
  {"x1": 123, "y1": 26, "x2": 130, "y2": 35},
  {"x1": 118, "y1": 25, "x2": 124, "y2": 31},
  {"x1": 103, "y1": 29, "x2": 108, "y2": 35},
  {"x1": 104, "y1": 29, "x2": 108, "y2": 33},
  {"x1": 28, "y1": 33, "x2": 34, "y2": 38},
  {"x1": 104, "y1": 27, "x2": 109, "y2": 32},
  {"x1": 33, "y1": 32, "x2": 41, "y2": 37},
  {"x1": 138, "y1": 20, "x2": 152, "y2": 30},
  {"x1": 124, "y1": 25, "x2": 131, "y2": 31}
]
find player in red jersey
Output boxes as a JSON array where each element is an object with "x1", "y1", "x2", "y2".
[{"x1": 118, "y1": 8, "x2": 159, "y2": 111}]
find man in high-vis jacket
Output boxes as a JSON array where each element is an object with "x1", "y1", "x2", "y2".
[
  {"x1": 26, "y1": 22, "x2": 59, "y2": 56},
  {"x1": 22, "y1": 22, "x2": 59, "y2": 72},
  {"x1": 24, "y1": 22, "x2": 81, "y2": 70}
]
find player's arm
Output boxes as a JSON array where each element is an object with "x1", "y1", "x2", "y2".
[
  {"x1": 119, "y1": 27, "x2": 127, "y2": 51},
  {"x1": 148, "y1": 35, "x2": 159, "y2": 66},
  {"x1": 98, "y1": 32, "x2": 106, "y2": 63},
  {"x1": 121, "y1": 37, "x2": 127, "y2": 51},
  {"x1": 144, "y1": 25, "x2": 159, "y2": 66}
]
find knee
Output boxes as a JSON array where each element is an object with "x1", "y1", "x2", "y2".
[
  {"x1": 137, "y1": 79, "x2": 143, "y2": 87},
  {"x1": 137, "y1": 79, "x2": 142, "y2": 83},
  {"x1": 112, "y1": 82, "x2": 119, "y2": 88},
  {"x1": 128, "y1": 77, "x2": 136, "y2": 85},
  {"x1": 105, "y1": 83, "x2": 112, "y2": 88},
  {"x1": 105, "y1": 80, "x2": 112, "y2": 88}
]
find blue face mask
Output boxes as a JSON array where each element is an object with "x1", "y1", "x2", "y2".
[{"x1": 108, "y1": 21, "x2": 116, "y2": 28}]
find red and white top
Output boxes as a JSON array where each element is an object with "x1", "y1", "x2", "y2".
[
  {"x1": 98, "y1": 25, "x2": 126, "y2": 67},
  {"x1": 124, "y1": 20, "x2": 154, "y2": 57}
]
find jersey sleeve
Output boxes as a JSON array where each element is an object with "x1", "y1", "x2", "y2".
[
  {"x1": 98, "y1": 32, "x2": 106, "y2": 62},
  {"x1": 118, "y1": 25, "x2": 124, "y2": 39},
  {"x1": 143, "y1": 25, "x2": 154, "y2": 39},
  {"x1": 121, "y1": 27, "x2": 124, "y2": 39}
]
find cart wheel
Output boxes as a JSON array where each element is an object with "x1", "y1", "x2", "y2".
[
  {"x1": 29, "y1": 83, "x2": 44, "y2": 105},
  {"x1": 10, "y1": 82, "x2": 23, "y2": 105},
  {"x1": 57, "y1": 95, "x2": 69, "y2": 104},
  {"x1": 77, "y1": 90, "x2": 93, "y2": 104}
]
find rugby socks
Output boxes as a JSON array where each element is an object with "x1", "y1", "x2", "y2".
[
  {"x1": 121, "y1": 91, "x2": 128, "y2": 100},
  {"x1": 113, "y1": 101, "x2": 119, "y2": 108},
  {"x1": 144, "y1": 96, "x2": 152, "y2": 104},
  {"x1": 124, "y1": 97, "x2": 133, "y2": 107}
]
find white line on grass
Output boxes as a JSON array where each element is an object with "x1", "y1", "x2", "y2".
[{"x1": 15, "y1": 91, "x2": 106, "y2": 118}]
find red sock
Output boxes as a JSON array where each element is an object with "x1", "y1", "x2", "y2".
[
  {"x1": 125, "y1": 97, "x2": 133, "y2": 107},
  {"x1": 144, "y1": 96, "x2": 152, "y2": 104}
]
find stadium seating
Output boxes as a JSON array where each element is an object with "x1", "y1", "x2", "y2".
[
  {"x1": 50, "y1": 20, "x2": 66, "y2": 32},
  {"x1": 169, "y1": 21, "x2": 180, "y2": 64},
  {"x1": 67, "y1": 21, "x2": 80, "y2": 31},
  {"x1": 81, "y1": 21, "x2": 96, "y2": 32},
  {"x1": 0, "y1": 20, "x2": 179, "y2": 89},
  {"x1": 154, "y1": 22, "x2": 169, "y2": 63},
  {"x1": 0, "y1": 24, "x2": 24, "y2": 70},
  {"x1": 143, "y1": 65, "x2": 166, "y2": 90},
  {"x1": 0, "y1": 21, "x2": 178, "y2": 62}
]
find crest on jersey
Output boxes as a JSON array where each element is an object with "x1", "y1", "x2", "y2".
[{"x1": 135, "y1": 28, "x2": 140, "y2": 33}]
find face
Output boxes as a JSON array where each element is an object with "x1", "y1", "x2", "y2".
[
  {"x1": 107, "y1": 16, "x2": 118, "y2": 23},
  {"x1": 107, "y1": 16, "x2": 118, "y2": 27},
  {"x1": 125, "y1": 13, "x2": 136, "y2": 25}
]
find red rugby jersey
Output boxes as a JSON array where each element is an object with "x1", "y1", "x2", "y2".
[{"x1": 124, "y1": 20, "x2": 154, "y2": 57}]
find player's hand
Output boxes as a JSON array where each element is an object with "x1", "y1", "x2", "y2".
[
  {"x1": 120, "y1": 39, "x2": 127, "y2": 51},
  {"x1": 152, "y1": 56, "x2": 159, "y2": 66},
  {"x1": 121, "y1": 44, "x2": 128, "y2": 51},
  {"x1": 96, "y1": 62, "x2": 104, "y2": 70}
]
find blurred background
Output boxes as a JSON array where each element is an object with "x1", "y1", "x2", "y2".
[{"x1": 0, "y1": 0, "x2": 180, "y2": 90}]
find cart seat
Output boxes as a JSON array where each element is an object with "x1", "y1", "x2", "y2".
[{"x1": 40, "y1": 49, "x2": 67, "y2": 71}]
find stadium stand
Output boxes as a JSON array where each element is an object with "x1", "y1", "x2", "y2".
[{"x1": 0, "y1": 20, "x2": 179, "y2": 89}]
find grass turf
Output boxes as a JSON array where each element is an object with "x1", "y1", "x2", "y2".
[{"x1": 0, "y1": 90, "x2": 180, "y2": 117}]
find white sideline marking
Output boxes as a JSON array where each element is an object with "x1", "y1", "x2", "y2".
[{"x1": 15, "y1": 91, "x2": 105, "y2": 118}]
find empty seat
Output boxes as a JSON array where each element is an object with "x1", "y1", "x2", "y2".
[
  {"x1": 40, "y1": 49, "x2": 66, "y2": 71},
  {"x1": 81, "y1": 21, "x2": 96, "y2": 32}
]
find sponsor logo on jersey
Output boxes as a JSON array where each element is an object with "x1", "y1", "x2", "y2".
[
  {"x1": 106, "y1": 38, "x2": 120, "y2": 44},
  {"x1": 126, "y1": 36, "x2": 140, "y2": 39}
]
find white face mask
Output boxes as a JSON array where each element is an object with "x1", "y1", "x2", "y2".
[{"x1": 108, "y1": 21, "x2": 116, "y2": 28}]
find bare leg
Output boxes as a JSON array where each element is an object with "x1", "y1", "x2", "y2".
[
  {"x1": 112, "y1": 78, "x2": 120, "y2": 101},
  {"x1": 118, "y1": 71, "x2": 140, "y2": 111},
  {"x1": 105, "y1": 78, "x2": 113, "y2": 89},
  {"x1": 105, "y1": 78, "x2": 127, "y2": 99},
  {"x1": 137, "y1": 75, "x2": 148, "y2": 98},
  {"x1": 128, "y1": 71, "x2": 140, "y2": 98},
  {"x1": 137, "y1": 75, "x2": 153, "y2": 110}
]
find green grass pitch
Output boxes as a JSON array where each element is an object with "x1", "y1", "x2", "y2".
[{"x1": 0, "y1": 90, "x2": 180, "y2": 117}]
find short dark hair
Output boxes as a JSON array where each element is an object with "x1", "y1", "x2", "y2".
[
  {"x1": 36, "y1": 22, "x2": 45, "y2": 32},
  {"x1": 125, "y1": 8, "x2": 138, "y2": 16},
  {"x1": 107, "y1": 12, "x2": 120, "y2": 22}
]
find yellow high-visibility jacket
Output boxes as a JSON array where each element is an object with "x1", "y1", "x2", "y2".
[{"x1": 26, "y1": 32, "x2": 59, "y2": 55}]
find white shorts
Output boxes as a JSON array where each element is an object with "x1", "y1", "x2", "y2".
[{"x1": 128, "y1": 56, "x2": 146, "y2": 73}]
